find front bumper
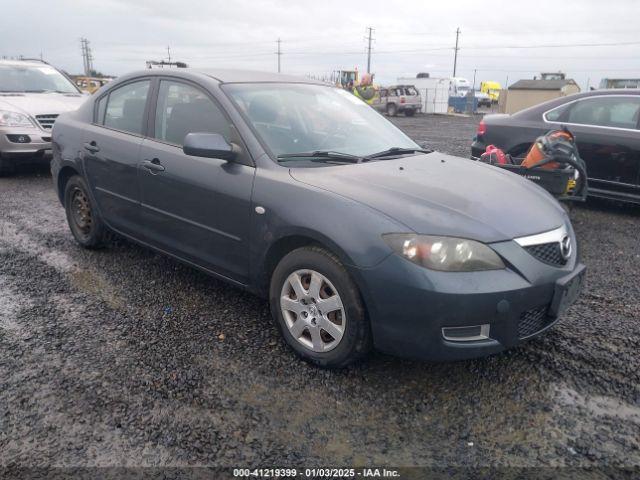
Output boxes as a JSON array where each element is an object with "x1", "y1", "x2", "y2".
[
  {"x1": 351, "y1": 236, "x2": 584, "y2": 361},
  {"x1": 0, "y1": 126, "x2": 53, "y2": 158}
]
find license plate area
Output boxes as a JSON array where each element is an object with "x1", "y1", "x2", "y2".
[{"x1": 549, "y1": 264, "x2": 586, "y2": 318}]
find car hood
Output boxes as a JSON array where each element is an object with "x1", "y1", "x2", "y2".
[
  {"x1": 289, "y1": 152, "x2": 567, "y2": 243},
  {"x1": 0, "y1": 93, "x2": 86, "y2": 117}
]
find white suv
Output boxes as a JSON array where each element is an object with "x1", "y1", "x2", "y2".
[{"x1": 0, "y1": 59, "x2": 86, "y2": 175}]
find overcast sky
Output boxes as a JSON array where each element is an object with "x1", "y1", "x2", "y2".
[{"x1": 3, "y1": 0, "x2": 639, "y2": 89}]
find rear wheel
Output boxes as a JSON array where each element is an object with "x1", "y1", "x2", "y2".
[
  {"x1": 386, "y1": 103, "x2": 398, "y2": 117},
  {"x1": 270, "y1": 247, "x2": 372, "y2": 368},
  {"x1": 64, "y1": 175, "x2": 108, "y2": 248}
]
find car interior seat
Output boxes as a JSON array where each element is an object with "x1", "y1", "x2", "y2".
[
  {"x1": 165, "y1": 99, "x2": 230, "y2": 146},
  {"x1": 118, "y1": 98, "x2": 146, "y2": 134},
  {"x1": 248, "y1": 95, "x2": 301, "y2": 153}
]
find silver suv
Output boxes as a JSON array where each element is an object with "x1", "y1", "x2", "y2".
[
  {"x1": 0, "y1": 59, "x2": 86, "y2": 175},
  {"x1": 373, "y1": 85, "x2": 422, "y2": 116}
]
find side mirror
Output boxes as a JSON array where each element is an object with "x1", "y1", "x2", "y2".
[{"x1": 183, "y1": 132, "x2": 238, "y2": 161}]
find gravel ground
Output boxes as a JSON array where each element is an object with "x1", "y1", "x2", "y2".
[{"x1": 1, "y1": 114, "x2": 639, "y2": 472}]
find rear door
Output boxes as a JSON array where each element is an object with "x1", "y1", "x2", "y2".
[
  {"x1": 138, "y1": 78, "x2": 255, "y2": 282},
  {"x1": 83, "y1": 78, "x2": 152, "y2": 236},
  {"x1": 546, "y1": 95, "x2": 640, "y2": 198}
]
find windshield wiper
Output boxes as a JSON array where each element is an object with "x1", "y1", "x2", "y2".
[
  {"x1": 277, "y1": 150, "x2": 363, "y2": 163},
  {"x1": 365, "y1": 146, "x2": 433, "y2": 160},
  {"x1": 24, "y1": 89, "x2": 71, "y2": 94}
]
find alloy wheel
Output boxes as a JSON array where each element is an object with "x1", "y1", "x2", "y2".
[{"x1": 280, "y1": 269, "x2": 346, "y2": 352}]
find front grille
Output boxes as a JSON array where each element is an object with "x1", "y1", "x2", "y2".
[
  {"x1": 518, "y1": 305, "x2": 552, "y2": 339},
  {"x1": 35, "y1": 114, "x2": 59, "y2": 130},
  {"x1": 524, "y1": 242, "x2": 566, "y2": 267}
]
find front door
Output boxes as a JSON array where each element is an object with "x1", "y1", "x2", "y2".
[
  {"x1": 83, "y1": 79, "x2": 151, "y2": 236},
  {"x1": 138, "y1": 79, "x2": 255, "y2": 283}
]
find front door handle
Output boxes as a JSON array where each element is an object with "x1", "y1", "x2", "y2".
[
  {"x1": 83, "y1": 141, "x2": 100, "y2": 153},
  {"x1": 141, "y1": 158, "x2": 165, "y2": 173}
]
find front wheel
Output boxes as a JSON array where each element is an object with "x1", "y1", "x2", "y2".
[
  {"x1": 386, "y1": 103, "x2": 398, "y2": 117},
  {"x1": 64, "y1": 175, "x2": 108, "y2": 248},
  {"x1": 269, "y1": 247, "x2": 372, "y2": 368}
]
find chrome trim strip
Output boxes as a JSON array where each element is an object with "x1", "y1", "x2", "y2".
[
  {"x1": 514, "y1": 225, "x2": 567, "y2": 247},
  {"x1": 442, "y1": 324, "x2": 491, "y2": 342}
]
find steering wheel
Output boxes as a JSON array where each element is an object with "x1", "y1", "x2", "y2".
[{"x1": 314, "y1": 122, "x2": 349, "y2": 150}]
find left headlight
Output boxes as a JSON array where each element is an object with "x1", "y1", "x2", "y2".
[
  {"x1": 383, "y1": 234, "x2": 505, "y2": 272},
  {"x1": 0, "y1": 109, "x2": 34, "y2": 128}
]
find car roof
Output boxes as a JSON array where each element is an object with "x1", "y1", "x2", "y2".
[
  {"x1": 118, "y1": 68, "x2": 327, "y2": 85},
  {"x1": 0, "y1": 59, "x2": 53, "y2": 68}
]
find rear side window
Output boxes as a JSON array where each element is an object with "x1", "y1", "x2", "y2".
[
  {"x1": 153, "y1": 80, "x2": 231, "y2": 146},
  {"x1": 565, "y1": 97, "x2": 640, "y2": 129},
  {"x1": 102, "y1": 80, "x2": 150, "y2": 135}
]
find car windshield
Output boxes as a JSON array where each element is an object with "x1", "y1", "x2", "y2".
[
  {"x1": 0, "y1": 64, "x2": 78, "y2": 93},
  {"x1": 223, "y1": 83, "x2": 419, "y2": 162}
]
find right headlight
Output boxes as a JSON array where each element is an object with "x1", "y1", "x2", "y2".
[
  {"x1": 383, "y1": 234, "x2": 505, "y2": 272},
  {"x1": 0, "y1": 109, "x2": 34, "y2": 128}
]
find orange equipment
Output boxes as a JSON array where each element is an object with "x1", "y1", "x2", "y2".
[{"x1": 521, "y1": 128, "x2": 575, "y2": 170}]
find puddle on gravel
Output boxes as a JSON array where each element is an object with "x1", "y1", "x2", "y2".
[{"x1": 555, "y1": 384, "x2": 640, "y2": 423}]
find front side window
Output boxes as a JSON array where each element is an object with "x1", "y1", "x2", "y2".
[
  {"x1": 103, "y1": 80, "x2": 150, "y2": 135},
  {"x1": 154, "y1": 80, "x2": 231, "y2": 145},
  {"x1": 566, "y1": 97, "x2": 640, "y2": 129},
  {"x1": 0, "y1": 64, "x2": 78, "y2": 94},
  {"x1": 224, "y1": 83, "x2": 418, "y2": 161}
]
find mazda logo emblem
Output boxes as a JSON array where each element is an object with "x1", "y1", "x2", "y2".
[{"x1": 560, "y1": 235, "x2": 572, "y2": 260}]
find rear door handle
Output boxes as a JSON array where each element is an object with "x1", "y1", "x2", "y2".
[
  {"x1": 141, "y1": 158, "x2": 165, "y2": 173},
  {"x1": 83, "y1": 141, "x2": 100, "y2": 153}
]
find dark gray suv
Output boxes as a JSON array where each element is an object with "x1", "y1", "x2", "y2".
[{"x1": 51, "y1": 69, "x2": 585, "y2": 368}]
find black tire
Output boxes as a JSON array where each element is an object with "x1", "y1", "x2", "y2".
[
  {"x1": 386, "y1": 103, "x2": 397, "y2": 117},
  {"x1": 269, "y1": 246, "x2": 372, "y2": 368},
  {"x1": 405, "y1": 108, "x2": 415, "y2": 117},
  {"x1": 64, "y1": 175, "x2": 108, "y2": 249}
]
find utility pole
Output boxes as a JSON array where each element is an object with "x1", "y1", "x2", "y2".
[
  {"x1": 276, "y1": 38, "x2": 282, "y2": 73},
  {"x1": 167, "y1": 46, "x2": 171, "y2": 64},
  {"x1": 80, "y1": 38, "x2": 94, "y2": 76},
  {"x1": 365, "y1": 27, "x2": 374, "y2": 74},
  {"x1": 453, "y1": 27, "x2": 460, "y2": 77},
  {"x1": 472, "y1": 68, "x2": 477, "y2": 90}
]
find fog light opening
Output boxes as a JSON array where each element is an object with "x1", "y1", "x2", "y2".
[
  {"x1": 7, "y1": 134, "x2": 32, "y2": 144},
  {"x1": 442, "y1": 324, "x2": 490, "y2": 342}
]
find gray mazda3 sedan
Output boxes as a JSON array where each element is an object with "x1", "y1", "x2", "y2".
[{"x1": 51, "y1": 69, "x2": 585, "y2": 368}]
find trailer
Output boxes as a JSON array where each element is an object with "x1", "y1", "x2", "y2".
[{"x1": 397, "y1": 76, "x2": 451, "y2": 114}]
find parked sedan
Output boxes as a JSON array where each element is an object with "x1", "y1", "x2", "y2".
[
  {"x1": 51, "y1": 69, "x2": 585, "y2": 368},
  {"x1": 472, "y1": 90, "x2": 640, "y2": 204}
]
